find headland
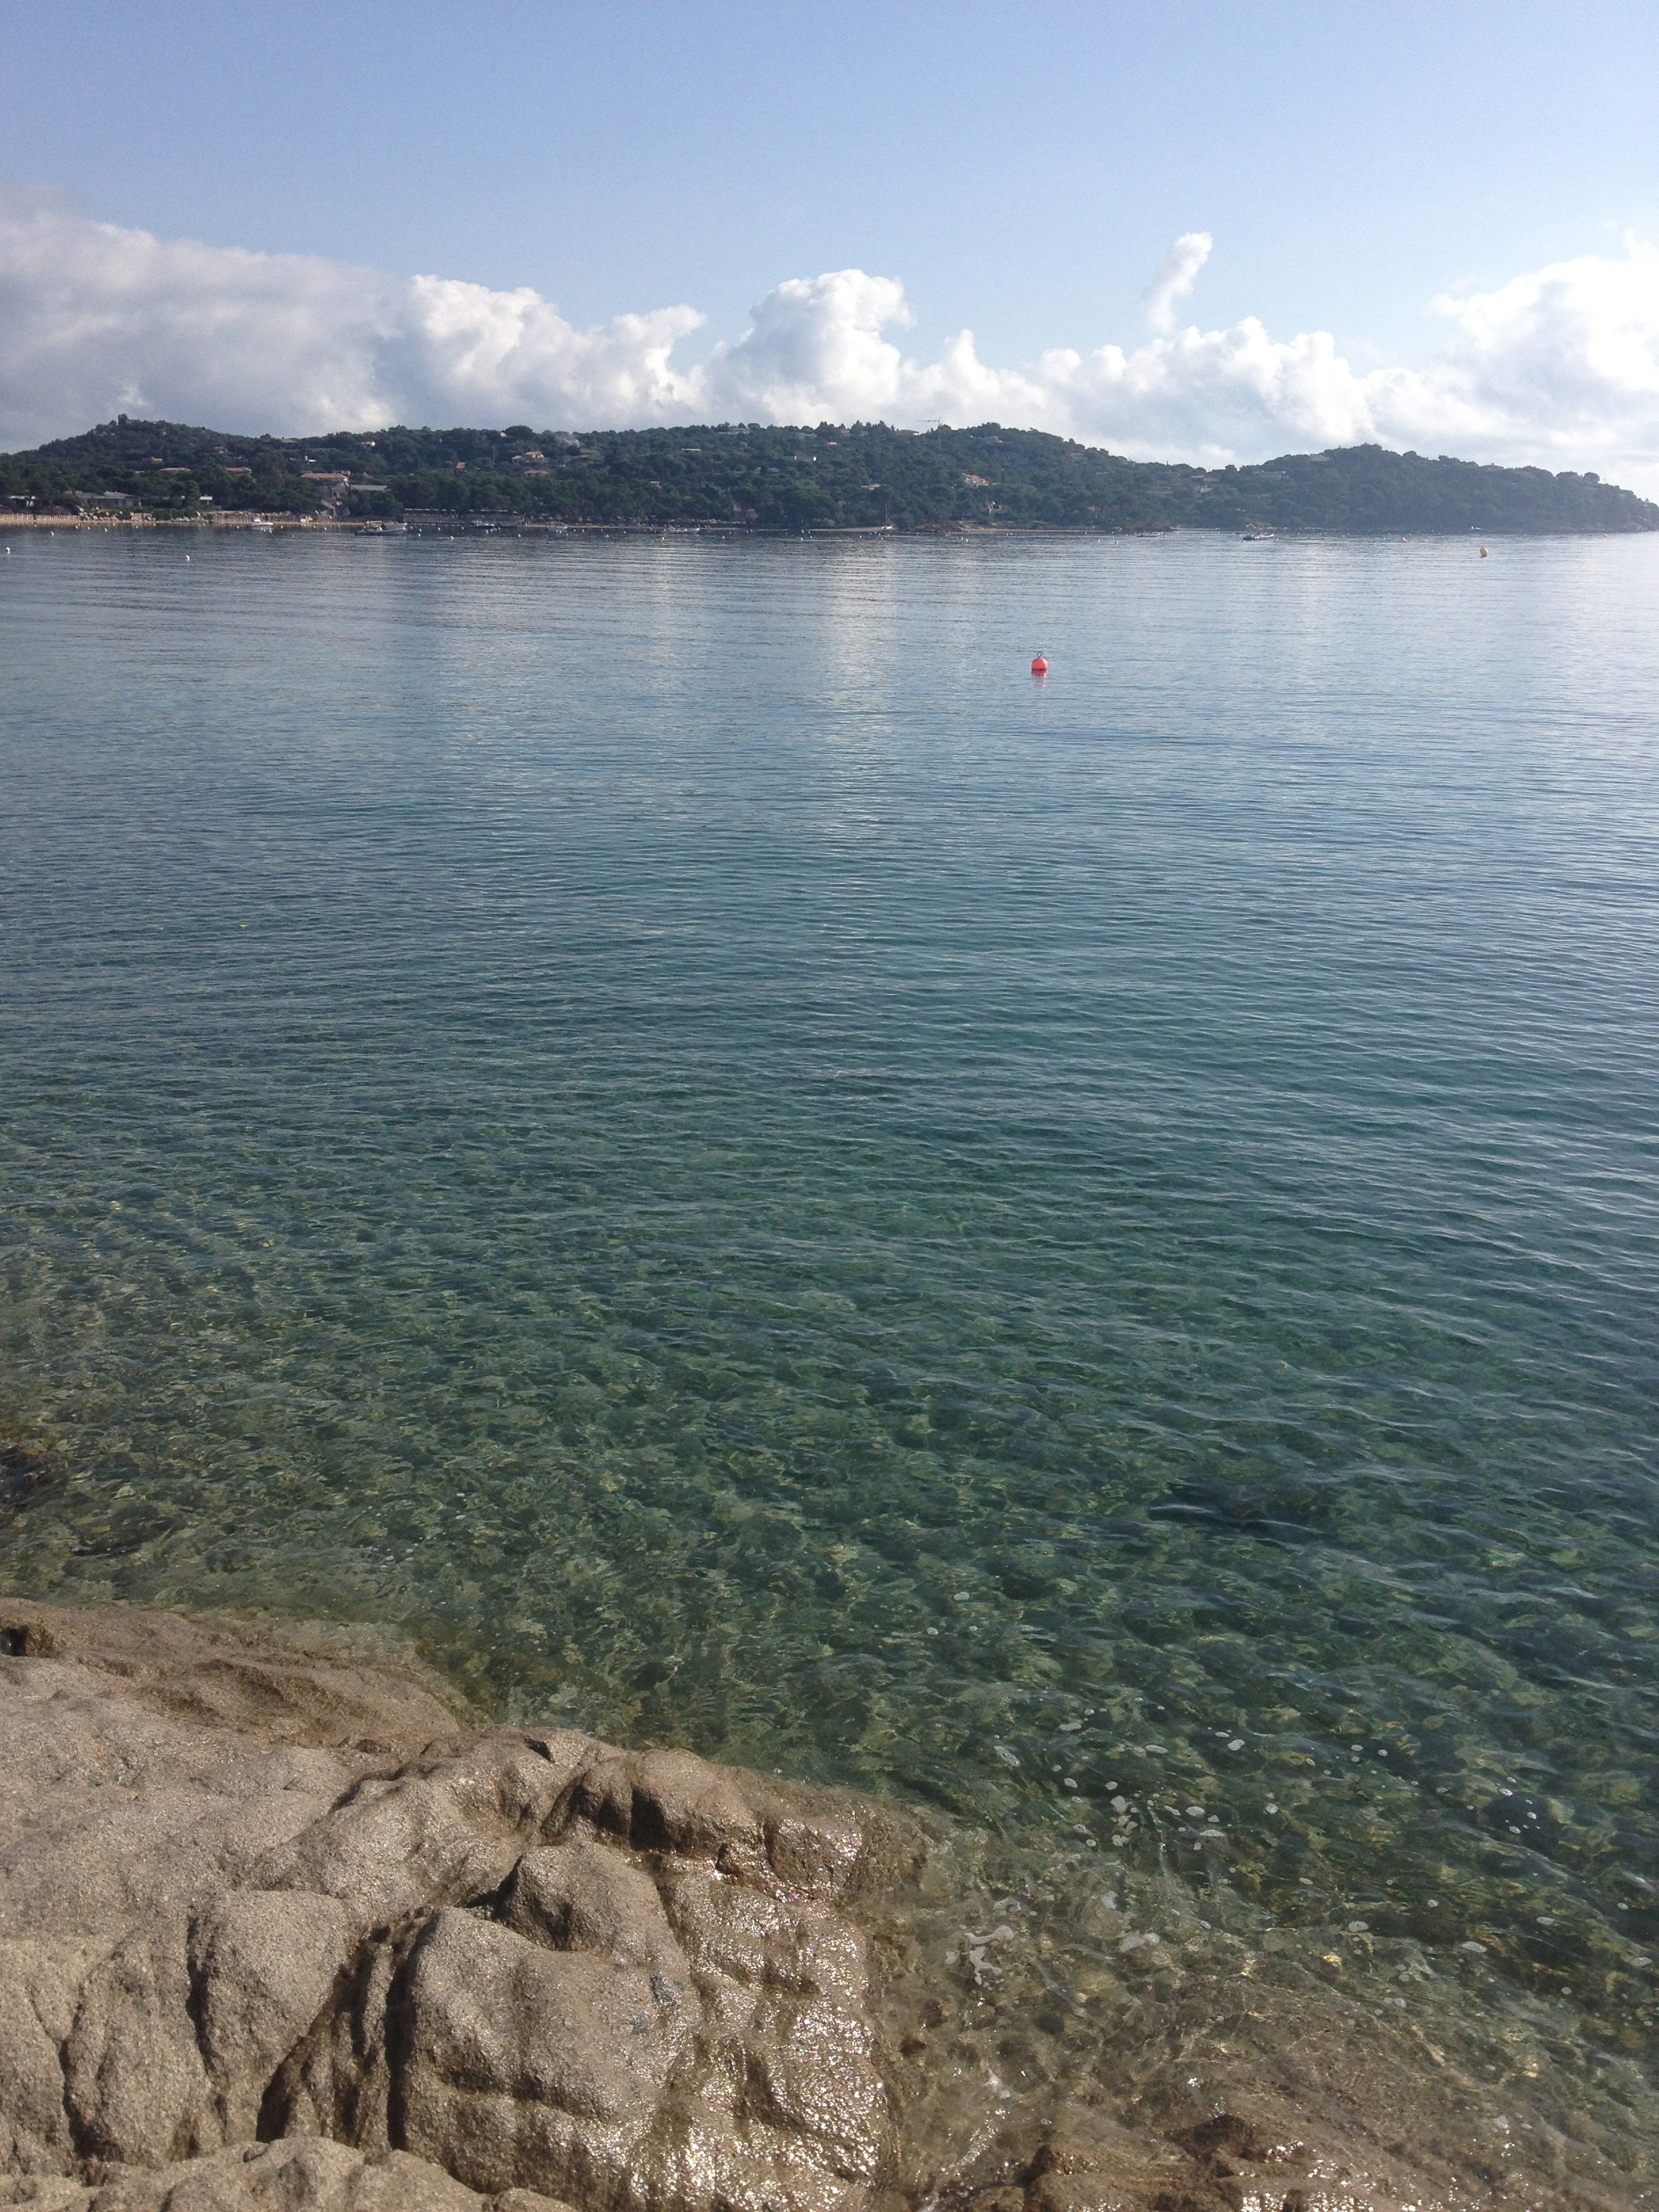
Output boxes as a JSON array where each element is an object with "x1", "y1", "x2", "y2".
[{"x1": 4, "y1": 417, "x2": 1656, "y2": 535}]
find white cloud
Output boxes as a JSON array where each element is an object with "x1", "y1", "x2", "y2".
[
  {"x1": 697, "y1": 269, "x2": 912, "y2": 424},
  {"x1": 1140, "y1": 232, "x2": 1213, "y2": 334},
  {"x1": 3, "y1": 182, "x2": 1658, "y2": 493}
]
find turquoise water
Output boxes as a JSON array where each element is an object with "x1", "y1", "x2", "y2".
[{"x1": 3, "y1": 526, "x2": 1658, "y2": 2193}]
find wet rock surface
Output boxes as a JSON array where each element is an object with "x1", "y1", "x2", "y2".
[
  {"x1": 0, "y1": 2138, "x2": 577, "y2": 2211},
  {"x1": 0, "y1": 1597, "x2": 916, "y2": 2212},
  {"x1": 0, "y1": 1597, "x2": 1645, "y2": 2212}
]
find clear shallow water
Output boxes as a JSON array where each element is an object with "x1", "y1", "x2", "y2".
[{"x1": 3, "y1": 527, "x2": 1658, "y2": 2197}]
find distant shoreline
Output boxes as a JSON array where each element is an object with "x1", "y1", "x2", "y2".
[
  {"x1": 7, "y1": 416, "x2": 1656, "y2": 537},
  {"x1": 5, "y1": 510, "x2": 1648, "y2": 541}
]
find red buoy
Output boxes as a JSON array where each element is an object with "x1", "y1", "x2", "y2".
[{"x1": 1030, "y1": 655, "x2": 1048, "y2": 676}]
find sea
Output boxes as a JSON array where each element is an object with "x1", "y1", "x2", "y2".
[{"x1": 3, "y1": 523, "x2": 1657, "y2": 2204}]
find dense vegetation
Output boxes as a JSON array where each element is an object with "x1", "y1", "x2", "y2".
[{"x1": 5, "y1": 414, "x2": 1655, "y2": 534}]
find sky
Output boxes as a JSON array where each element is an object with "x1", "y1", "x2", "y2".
[{"x1": 3, "y1": 0, "x2": 1659, "y2": 487}]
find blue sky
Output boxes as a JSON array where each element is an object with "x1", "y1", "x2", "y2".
[
  {"x1": 6, "y1": 0, "x2": 1656, "y2": 364},
  {"x1": 3, "y1": 1, "x2": 1658, "y2": 480}
]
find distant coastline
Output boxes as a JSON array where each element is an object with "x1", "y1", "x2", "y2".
[{"x1": 6, "y1": 416, "x2": 1656, "y2": 537}]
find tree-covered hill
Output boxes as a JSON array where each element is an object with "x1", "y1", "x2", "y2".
[{"x1": 4, "y1": 415, "x2": 1654, "y2": 534}]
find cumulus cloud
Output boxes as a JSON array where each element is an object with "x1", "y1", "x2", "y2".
[
  {"x1": 1140, "y1": 231, "x2": 1213, "y2": 334},
  {"x1": 0, "y1": 184, "x2": 704, "y2": 442},
  {"x1": 697, "y1": 268, "x2": 912, "y2": 424},
  {"x1": 3, "y1": 182, "x2": 1658, "y2": 491}
]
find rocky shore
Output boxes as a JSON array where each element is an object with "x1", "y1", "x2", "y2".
[{"x1": 0, "y1": 1597, "x2": 1645, "y2": 2212}]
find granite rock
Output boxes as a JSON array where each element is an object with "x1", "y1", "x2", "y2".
[
  {"x1": 0, "y1": 1599, "x2": 901, "y2": 2212},
  {"x1": 0, "y1": 2137, "x2": 577, "y2": 2211}
]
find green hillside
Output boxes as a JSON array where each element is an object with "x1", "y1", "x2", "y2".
[{"x1": 4, "y1": 415, "x2": 1654, "y2": 534}]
